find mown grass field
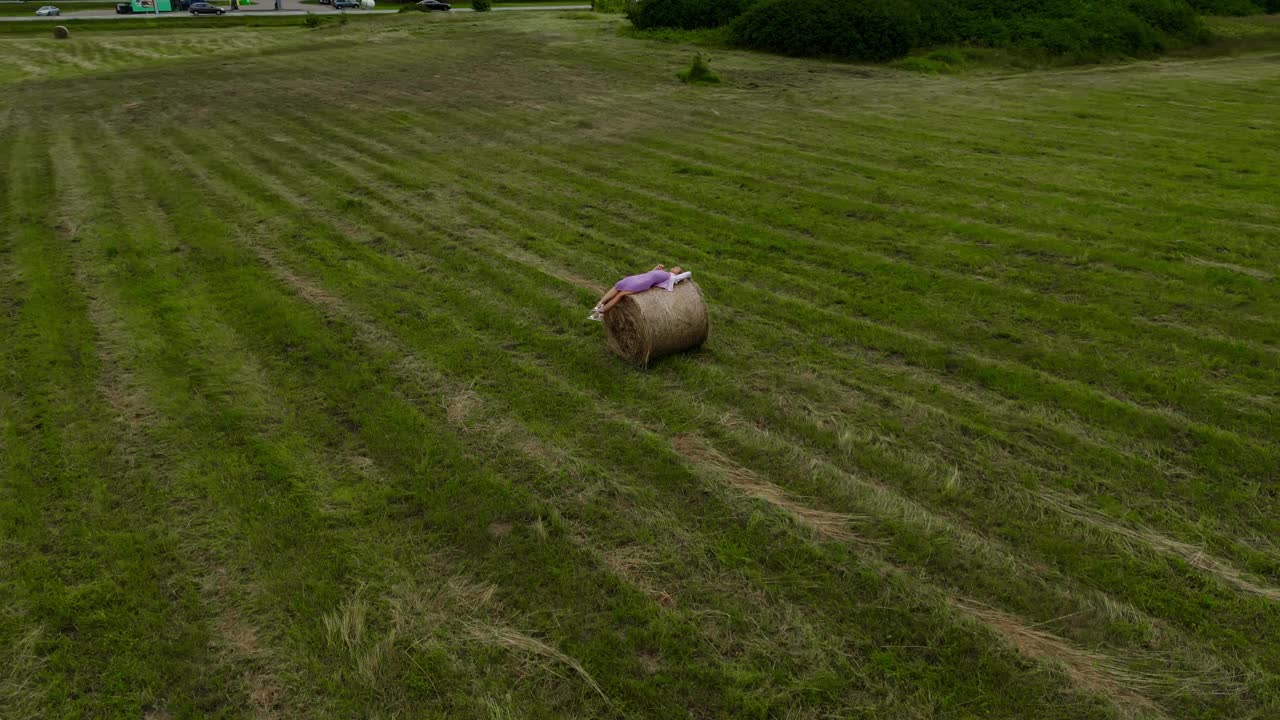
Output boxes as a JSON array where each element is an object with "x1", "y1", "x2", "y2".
[{"x1": 2, "y1": 11, "x2": 1278, "y2": 720}]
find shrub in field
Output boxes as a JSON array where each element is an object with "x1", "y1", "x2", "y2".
[
  {"x1": 629, "y1": 0, "x2": 1209, "y2": 60},
  {"x1": 1129, "y1": 0, "x2": 1204, "y2": 36},
  {"x1": 626, "y1": 0, "x2": 750, "y2": 30},
  {"x1": 677, "y1": 52, "x2": 721, "y2": 81},
  {"x1": 472, "y1": 0, "x2": 492, "y2": 10},
  {"x1": 1020, "y1": 10, "x2": 1161, "y2": 56},
  {"x1": 304, "y1": 11, "x2": 322, "y2": 27},
  {"x1": 731, "y1": 0, "x2": 918, "y2": 60},
  {"x1": 1186, "y1": 0, "x2": 1268, "y2": 14},
  {"x1": 911, "y1": 0, "x2": 1206, "y2": 54}
]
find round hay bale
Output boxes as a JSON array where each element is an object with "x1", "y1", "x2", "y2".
[
  {"x1": 53, "y1": 26, "x2": 70, "y2": 40},
  {"x1": 604, "y1": 280, "x2": 710, "y2": 366}
]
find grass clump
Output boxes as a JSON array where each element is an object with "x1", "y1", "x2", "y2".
[
  {"x1": 677, "y1": 51, "x2": 720, "y2": 82},
  {"x1": 304, "y1": 11, "x2": 323, "y2": 27},
  {"x1": 473, "y1": 0, "x2": 492, "y2": 10}
]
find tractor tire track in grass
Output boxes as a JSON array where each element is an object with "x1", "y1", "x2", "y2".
[
  {"x1": 56, "y1": 126, "x2": 324, "y2": 719},
  {"x1": 0, "y1": 125, "x2": 241, "y2": 718}
]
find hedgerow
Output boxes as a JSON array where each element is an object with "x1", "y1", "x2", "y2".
[
  {"x1": 731, "y1": 0, "x2": 918, "y2": 60},
  {"x1": 626, "y1": 0, "x2": 751, "y2": 30},
  {"x1": 627, "y1": 0, "x2": 1212, "y2": 61}
]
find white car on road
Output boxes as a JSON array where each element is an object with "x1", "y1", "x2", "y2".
[{"x1": 35, "y1": 5, "x2": 62, "y2": 15}]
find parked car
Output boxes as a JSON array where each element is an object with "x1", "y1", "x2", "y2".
[
  {"x1": 332, "y1": 0, "x2": 359, "y2": 7},
  {"x1": 188, "y1": 1, "x2": 225, "y2": 13},
  {"x1": 115, "y1": 2, "x2": 133, "y2": 11},
  {"x1": 34, "y1": 5, "x2": 60, "y2": 15},
  {"x1": 416, "y1": 0, "x2": 450, "y2": 9}
]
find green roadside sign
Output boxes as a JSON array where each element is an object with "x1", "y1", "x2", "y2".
[{"x1": 132, "y1": 0, "x2": 175, "y2": 11}]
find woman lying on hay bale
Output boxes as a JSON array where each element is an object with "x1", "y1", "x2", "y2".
[
  {"x1": 590, "y1": 264, "x2": 709, "y2": 367},
  {"x1": 589, "y1": 264, "x2": 691, "y2": 321}
]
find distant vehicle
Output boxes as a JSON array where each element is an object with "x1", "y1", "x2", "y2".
[
  {"x1": 332, "y1": 0, "x2": 358, "y2": 7},
  {"x1": 34, "y1": 5, "x2": 60, "y2": 14},
  {"x1": 115, "y1": 2, "x2": 133, "y2": 11},
  {"x1": 416, "y1": 0, "x2": 450, "y2": 9},
  {"x1": 188, "y1": 1, "x2": 225, "y2": 12}
]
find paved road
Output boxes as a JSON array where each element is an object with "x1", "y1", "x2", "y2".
[{"x1": 0, "y1": 2, "x2": 588, "y2": 20}]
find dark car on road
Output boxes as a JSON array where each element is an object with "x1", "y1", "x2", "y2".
[
  {"x1": 115, "y1": 2, "x2": 133, "y2": 12},
  {"x1": 188, "y1": 1, "x2": 225, "y2": 13},
  {"x1": 416, "y1": 0, "x2": 450, "y2": 9}
]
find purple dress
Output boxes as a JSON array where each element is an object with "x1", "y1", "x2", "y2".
[{"x1": 615, "y1": 269, "x2": 672, "y2": 293}]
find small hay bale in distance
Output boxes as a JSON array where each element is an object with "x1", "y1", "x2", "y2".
[
  {"x1": 53, "y1": 26, "x2": 70, "y2": 39},
  {"x1": 604, "y1": 281, "x2": 710, "y2": 366}
]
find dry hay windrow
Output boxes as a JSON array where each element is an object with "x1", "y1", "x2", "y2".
[
  {"x1": 1036, "y1": 490, "x2": 1280, "y2": 603},
  {"x1": 951, "y1": 598, "x2": 1165, "y2": 718},
  {"x1": 673, "y1": 434, "x2": 860, "y2": 542}
]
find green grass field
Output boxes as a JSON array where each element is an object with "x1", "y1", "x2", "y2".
[{"x1": 1, "y1": 11, "x2": 1278, "y2": 720}]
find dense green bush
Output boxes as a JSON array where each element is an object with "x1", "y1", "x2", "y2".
[
  {"x1": 1186, "y1": 0, "x2": 1267, "y2": 15},
  {"x1": 1182, "y1": 0, "x2": 1242, "y2": 15},
  {"x1": 634, "y1": 0, "x2": 1210, "y2": 60},
  {"x1": 912, "y1": 0, "x2": 1205, "y2": 51},
  {"x1": 626, "y1": 0, "x2": 750, "y2": 30},
  {"x1": 731, "y1": 0, "x2": 918, "y2": 60}
]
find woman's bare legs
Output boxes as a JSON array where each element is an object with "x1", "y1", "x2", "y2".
[
  {"x1": 595, "y1": 288, "x2": 620, "y2": 308},
  {"x1": 599, "y1": 290, "x2": 633, "y2": 314},
  {"x1": 592, "y1": 266, "x2": 666, "y2": 320}
]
